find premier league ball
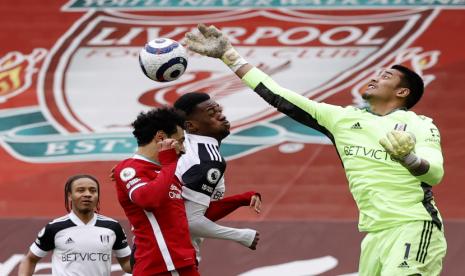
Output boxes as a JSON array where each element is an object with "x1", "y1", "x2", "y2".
[{"x1": 138, "y1": 38, "x2": 188, "y2": 82}]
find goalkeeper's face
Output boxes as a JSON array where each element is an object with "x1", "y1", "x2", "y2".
[
  {"x1": 188, "y1": 99, "x2": 230, "y2": 142},
  {"x1": 362, "y1": 68, "x2": 404, "y2": 105},
  {"x1": 68, "y1": 177, "x2": 99, "y2": 214}
]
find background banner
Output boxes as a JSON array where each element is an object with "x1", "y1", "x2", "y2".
[{"x1": 1, "y1": 1, "x2": 464, "y2": 275}]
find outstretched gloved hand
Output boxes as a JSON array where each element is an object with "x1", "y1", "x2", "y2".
[{"x1": 184, "y1": 23, "x2": 247, "y2": 71}]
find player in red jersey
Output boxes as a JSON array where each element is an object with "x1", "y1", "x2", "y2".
[{"x1": 113, "y1": 107, "x2": 199, "y2": 276}]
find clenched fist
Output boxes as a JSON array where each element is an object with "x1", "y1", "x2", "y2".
[{"x1": 379, "y1": 130, "x2": 416, "y2": 161}]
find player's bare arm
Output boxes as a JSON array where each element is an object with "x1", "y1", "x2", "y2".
[
  {"x1": 117, "y1": 255, "x2": 132, "y2": 274},
  {"x1": 18, "y1": 251, "x2": 41, "y2": 276}
]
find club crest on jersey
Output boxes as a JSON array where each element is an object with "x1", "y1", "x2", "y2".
[
  {"x1": 0, "y1": 9, "x2": 441, "y2": 163},
  {"x1": 120, "y1": 167, "x2": 136, "y2": 182},
  {"x1": 100, "y1": 235, "x2": 110, "y2": 244}
]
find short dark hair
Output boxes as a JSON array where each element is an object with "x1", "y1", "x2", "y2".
[
  {"x1": 64, "y1": 174, "x2": 100, "y2": 213},
  {"x1": 391, "y1": 65, "x2": 424, "y2": 109},
  {"x1": 174, "y1": 92, "x2": 210, "y2": 116},
  {"x1": 132, "y1": 107, "x2": 184, "y2": 146}
]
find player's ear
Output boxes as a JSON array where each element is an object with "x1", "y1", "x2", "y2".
[
  {"x1": 67, "y1": 192, "x2": 73, "y2": 208},
  {"x1": 155, "y1": 130, "x2": 167, "y2": 142},
  {"x1": 185, "y1": 120, "x2": 198, "y2": 133},
  {"x1": 396, "y1": 87, "x2": 410, "y2": 99}
]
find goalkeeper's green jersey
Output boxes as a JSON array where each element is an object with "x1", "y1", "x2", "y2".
[{"x1": 242, "y1": 68, "x2": 444, "y2": 232}]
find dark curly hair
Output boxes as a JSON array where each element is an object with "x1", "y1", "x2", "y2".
[{"x1": 132, "y1": 107, "x2": 185, "y2": 146}]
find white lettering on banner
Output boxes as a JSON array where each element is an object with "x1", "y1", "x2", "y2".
[
  {"x1": 86, "y1": 26, "x2": 386, "y2": 46},
  {"x1": 44, "y1": 139, "x2": 134, "y2": 155},
  {"x1": 220, "y1": 27, "x2": 247, "y2": 44},
  {"x1": 243, "y1": 27, "x2": 283, "y2": 44},
  {"x1": 87, "y1": 27, "x2": 190, "y2": 46},
  {"x1": 85, "y1": 46, "x2": 362, "y2": 61},
  {"x1": 356, "y1": 26, "x2": 385, "y2": 45},
  {"x1": 44, "y1": 142, "x2": 69, "y2": 155},
  {"x1": 74, "y1": 140, "x2": 96, "y2": 153}
]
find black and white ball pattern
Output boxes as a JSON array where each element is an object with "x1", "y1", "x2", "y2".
[{"x1": 139, "y1": 38, "x2": 188, "y2": 82}]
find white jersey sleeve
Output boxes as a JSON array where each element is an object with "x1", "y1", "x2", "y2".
[{"x1": 176, "y1": 133, "x2": 226, "y2": 206}]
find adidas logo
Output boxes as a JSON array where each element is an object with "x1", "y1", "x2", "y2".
[
  {"x1": 398, "y1": 261, "x2": 409, "y2": 268},
  {"x1": 65, "y1": 237, "x2": 74, "y2": 244},
  {"x1": 350, "y1": 122, "x2": 362, "y2": 129}
]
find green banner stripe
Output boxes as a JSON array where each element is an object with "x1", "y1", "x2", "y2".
[
  {"x1": 0, "y1": 111, "x2": 47, "y2": 132},
  {"x1": 0, "y1": 107, "x2": 330, "y2": 162}
]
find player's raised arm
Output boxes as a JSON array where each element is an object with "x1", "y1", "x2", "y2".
[
  {"x1": 120, "y1": 147, "x2": 179, "y2": 210},
  {"x1": 184, "y1": 24, "x2": 345, "y2": 136}
]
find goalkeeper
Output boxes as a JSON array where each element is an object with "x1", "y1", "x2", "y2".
[{"x1": 184, "y1": 24, "x2": 447, "y2": 275}]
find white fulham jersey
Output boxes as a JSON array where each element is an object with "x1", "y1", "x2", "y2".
[
  {"x1": 176, "y1": 133, "x2": 226, "y2": 206},
  {"x1": 30, "y1": 211, "x2": 131, "y2": 276},
  {"x1": 175, "y1": 133, "x2": 257, "y2": 262}
]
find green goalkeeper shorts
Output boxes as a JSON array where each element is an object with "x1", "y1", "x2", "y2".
[{"x1": 359, "y1": 220, "x2": 447, "y2": 276}]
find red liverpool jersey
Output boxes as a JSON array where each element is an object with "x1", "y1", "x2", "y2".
[{"x1": 114, "y1": 149, "x2": 196, "y2": 275}]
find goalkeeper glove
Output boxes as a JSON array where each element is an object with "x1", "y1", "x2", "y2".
[
  {"x1": 184, "y1": 23, "x2": 247, "y2": 72},
  {"x1": 379, "y1": 130, "x2": 421, "y2": 168}
]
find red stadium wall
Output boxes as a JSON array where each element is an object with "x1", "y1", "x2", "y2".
[{"x1": 1, "y1": 1, "x2": 465, "y2": 275}]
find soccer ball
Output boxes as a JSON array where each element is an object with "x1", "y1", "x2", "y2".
[{"x1": 138, "y1": 38, "x2": 188, "y2": 82}]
